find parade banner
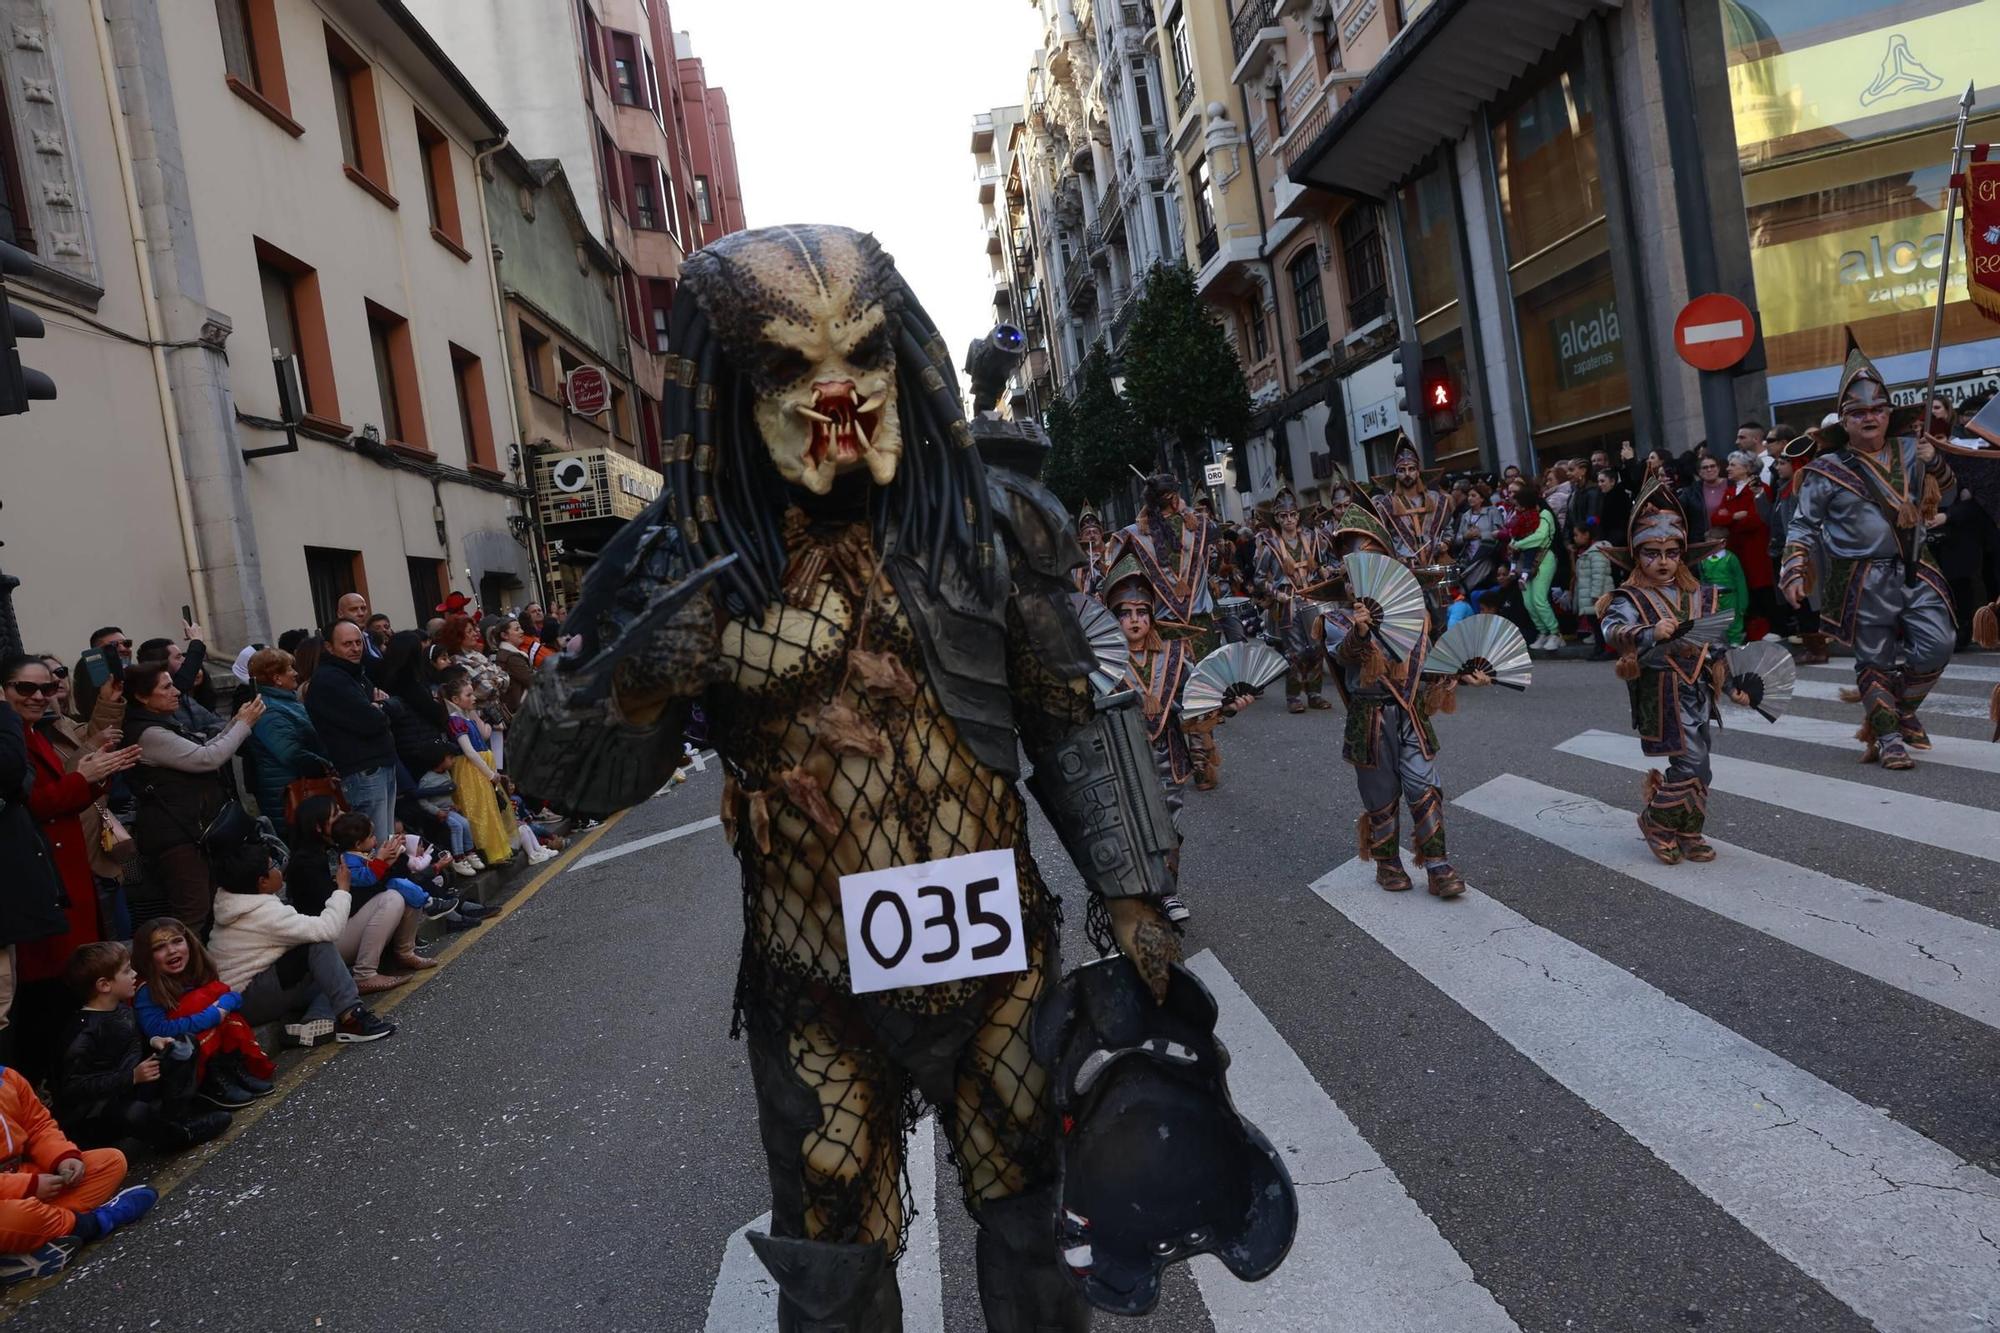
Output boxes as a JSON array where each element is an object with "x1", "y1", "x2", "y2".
[{"x1": 1964, "y1": 149, "x2": 2000, "y2": 324}]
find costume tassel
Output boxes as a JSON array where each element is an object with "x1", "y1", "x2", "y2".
[
  {"x1": 1973, "y1": 601, "x2": 1999, "y2": 650},
  {"x1": 1614, "y1": 651, "x2": 1641, "y2": 682},
  {"x1": 1641, "y1": 769, "x2": 1662, "y2": 805},
  {"x1": 1424, "y1": 680, "x2": 1458, "y2": 716},
  {"x1": 1356, "y1": 640, "x2": 1389, "y2": 689},
  {"x1": 1593, "y1": 591, "x2": 1616, "y2": 619}
]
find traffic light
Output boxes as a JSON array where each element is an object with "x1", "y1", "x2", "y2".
[
  {"x1": 1420, "y1": 356, "x2": 1458, "y2": 434},
  {"x1": 0, "y1": 241, "x2": 55, "y2": 416},
  {"x1": 1392, "y1": 342, "x2": 1415, "y2": 416}
]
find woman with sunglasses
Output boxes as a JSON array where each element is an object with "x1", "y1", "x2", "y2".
[{"x1": 0, "y1": 654, "x2": 142, "y2": 1080}]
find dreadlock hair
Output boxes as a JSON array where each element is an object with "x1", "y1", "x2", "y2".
[{"x1": 637, "y1": 232, "x2": 998, "y2": 628}]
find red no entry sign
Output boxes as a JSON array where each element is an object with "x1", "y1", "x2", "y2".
[
  {"x1": 1674, "y1": 294, "x2": 1756, "y2": 372},
  {"x1": 565, "y1": 364, "x2": 610, "y2": 416}
]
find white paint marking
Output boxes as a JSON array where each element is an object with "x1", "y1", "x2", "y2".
[
  {"x1": 1456, "y1": 776, "x2": 2000, "y2": 1032},
  {"x1": 1788, "y1": 677, "x2": 1992, "y2": 720},
  {"x1": 571, "y1": 815, "x2": 723, "y2": 872},
  {"x1": 1716, "y1": 710, "x2": 2000, "y2": 776},
  {"x1": 1806, "y1": 660, "x2": 2000, "y2": 685},
  {"x1": 1311, "y1": 857, "x2": 2000, "y2": 1333},
  {"x1": 1682, "y1": 318, "x2": 1746, "y2": 345},
  {"x1": 1185, "y1": 951, "x2": 1519, "y2": 1333},
  {"x1": 1556, "y1": 729, "x2": 2000, "y2": 864},
  {"x1": 703, "y1": 1118, "x2": 943, "y2": 1332}
]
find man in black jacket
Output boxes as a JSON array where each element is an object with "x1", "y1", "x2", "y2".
[
  {"x1": 0, "y1": 702, "x2": 69, "y2": 1062},
  {"x1": 305, "y1": 622, "x2": 398, "y2": 842}
]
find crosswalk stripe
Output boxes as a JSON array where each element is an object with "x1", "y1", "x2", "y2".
[
  {"x1": 1309, "y1": 856, "x2": 2000, "y2": 1333},
  {"x1": 702, "y1": 1118, "x2": 944, "y2": 1332},
  {"x1": 1455, "y1": 775, "x2": 2000, "y2": 1032},
  {"x1": 1807, "y1": 660, "x2": 2000, "y2": 685},
  {"x1": 572, "y1": 815, "x2": 723, "y2": 872},
  {"x1": 1788, "y1": 676, "x2": 1993, "y2": 720},
  {"x1": 1556, "y1": 729, "x2": 2000, "y2": 864},
  {"x1": 1184, "y1": 951, "x2": 1520, "y2": 1333},
  {"x1": 1715, "y1": 711, "x2": 2000, "y2": 775}
]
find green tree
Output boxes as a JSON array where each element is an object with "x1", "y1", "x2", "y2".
[
  {"x1": 1120, "y1": 262, "x2": 1252, "y2": 483},
  {"x1": 1044, "y1": 342, "x2": 1148, "y2": 514}
]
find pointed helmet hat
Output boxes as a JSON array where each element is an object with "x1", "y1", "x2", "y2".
[
  {"x1": 1605, "y1": 477, "x2": 1722, "y2": 569},
  {"x1": 1836, "y1": 327, "x2": 1888, "y2": 414},
  {"x1": 1100, "y1": 552, "x2": 1155, "y2": 609}
]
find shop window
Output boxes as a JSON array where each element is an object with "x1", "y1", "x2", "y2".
[
  {"x1": 305, "y1": 546, "x2": 365, "y2": 631},
  {"x1": 417, "y1": 114, "x2": 466, "y2": 257},
  {"x1": 451, "y1": 343, "x2": 497, "y2": 471},
  {"x1": 1515, "y1": 247, "x2": 1630, "y2": 458},
  {"x1": 256, "y1": 238, "x2": 339, "y2": 425},
  {"x1": 1339, "y1": 205, "x2": 1387, "y2": 327},
  {"x1": 1288, "y1": 249, "x2": 1328, "y2": 361},
  {"x1": 1490, "y1": 51, "x2": 1602, "y2": 261},
  {"x1": 326, "y1": 28, "x2": 394, "y2": 206},
  {"x1": 1399, "y1": 164, "x2": 1459, "y2": 322},
  {"x1": 520, "y1": 323, "x2": 551, "y2": 395},
  {"x1": 218, "y1": 0, "x2": 297, "y2": 132},
  {"x1": 366, "y1": 300, "x2": 425, "y2": 449}
]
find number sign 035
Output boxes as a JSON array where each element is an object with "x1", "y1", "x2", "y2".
[{"x1": 838, "y1": 849, "x2": 1028, "y2": 994}]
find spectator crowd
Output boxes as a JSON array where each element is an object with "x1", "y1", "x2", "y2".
[{"x1": 0, "y1": 592, "x2": 576, "y2": 1286}]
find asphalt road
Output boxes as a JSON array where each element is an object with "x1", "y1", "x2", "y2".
[{"x1": 13, "y1": 651, "x2": 2000, "y2": 1332}]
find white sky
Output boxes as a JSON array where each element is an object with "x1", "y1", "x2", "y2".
[{"x1": 669, "y1": 0, "x2": 1041, "y2": 375}]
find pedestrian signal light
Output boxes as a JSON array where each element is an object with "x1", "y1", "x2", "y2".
[
  {"x1": 0, "y1": 241, "x2": 55, "y2": 417},
  {"x1": 1420, "y1": 356, "x2": 1457, "y2": 432}
]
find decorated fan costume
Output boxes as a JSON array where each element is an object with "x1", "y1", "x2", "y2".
[
  {"x1": 1599, "y1": 483, "x2": 1738, "y2": 864},
  {"x1": 1254, "y1": 488, "x2": 1336, "y2": 712},
  {"x1": 506, "y1": 226, "x2": 1188, "y2": 1332},
  {"x1": 1369, "y1": 436, "x2": 1457, "y2": 570},
  {"x1": 1781, "y1": 336, "x2": 1956, "y2": 769}
]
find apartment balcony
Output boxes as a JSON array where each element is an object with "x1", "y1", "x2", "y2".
[
  {"x1": 1067, "y1": 266, "x2": 1099, "y2": 316},
  {"x1": 971, "y1": 112, "x2": 995, "y2": 153},
  {"x1": 1281, "y1": 92, "x2": 1336, "y2": 175},
  {"x1": 987, "y1": 222, "x2": 1003, "y2": 255},
  {"x1": 1272, "y1": 0, "x2": 1310, "y2": 18},
  {"x1": 1346, "y1": 286, "x2": 1387, "y2": 330},
  {"x1": 1174, "y1": 69, "x2": 1196, "y2": 119},
  {"x1": 976, "y1": 164, "x2": 1000, "y2": 203},
  {"x1": 1098, "y1": 171, "x2": 1125, "y2": 236},
  {"x1": 1229, "y1": 2, "x2": 1284, "y2": 84},
  {"x1": 1106, "y1": 284, "x2": 1141, "y2": 350},
  {"x1": 1196, "y1": 227, "x2": 1219, "y2": 265},
  {"x1": 1296, "y1": 323, "x2": 1330, "y2": 364}
]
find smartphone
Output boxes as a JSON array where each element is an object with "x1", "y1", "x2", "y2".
[
  {"x1": 83, "y1": 652, "x2": 111, "y2": 689},
  {"x1": 180, "y1": 604, "x2": 194, "y2": 627}
]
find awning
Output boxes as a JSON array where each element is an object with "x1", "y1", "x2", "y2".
[{"x1": 1287, "y1": 0, "x2": 1620, "y2": 199}]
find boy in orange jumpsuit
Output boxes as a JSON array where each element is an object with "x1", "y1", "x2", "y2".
[{"x1": 0, "y1": 1063, "x2": 157, "y2": 1285}]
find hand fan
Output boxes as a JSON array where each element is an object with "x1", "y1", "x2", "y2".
[
  {"x1": 1642, "y1": 610, "x2": 1736, "y2": 667},
  {"x1": 1069, "y1": 593, "x2": 1131, "y2": 699},
  {"x1": 1425, "y1": 616, "x2": 1532, "y2": 691},
  {"x1": 1724, "y1": 641, "x2": 1795, "y2": 723},
  {"x1": 1339, "y1": 552, "x2": 1427, "y2": 661},
  {"x1": 1180, "y1": 642, "x2": 1289, "y2": 721}
]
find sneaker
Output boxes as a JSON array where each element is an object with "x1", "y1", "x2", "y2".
[
  {"x1": 421, "y1": 893, "x2": 460, "y2": 921},
  {"x1": 335, "y1": 1007, "x2": 396, "y2": 1043},
  {"x1": 450, "y1": 860, "x2": 478, "y2": 879},
  {"x1": 153, "y1": 1109, "x2": 232, "y2": 1151},
  {"x1": 88, "y1": 1186, "x2": 157, "y2": 1235},
  {"x1": 462, "y1": 854, "x2": 485, "y2": 872},
  {"x1": 285, "y1": 1017, "x2": 334, "y2": 1048},
  {"x1": 453, "y1": 898, "x2": 494, "y2": 920},
  {"x1": 442, "y1": 910, "x2": 482, "y2": 932},
  {"x1": 196, "y1": 1078, "x2": 254, "y2": 1110},
  {"x1": 0, "y1": 1240, "x2": 73, "y2": 1287},
  {"x1": 1160, "y1": 895, "x2": 1191, "y2": 923},
  {"x1": 234, "y1": 1070, "x2": 274, "y2": 1098}
]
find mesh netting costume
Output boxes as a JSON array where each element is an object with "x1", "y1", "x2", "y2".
[{"x1": 509, "y1": 226, "x2": 1180, "y2": 1332}]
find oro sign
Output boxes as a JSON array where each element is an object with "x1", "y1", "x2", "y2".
[
  {"x1": 565, "y1": 364, "x2": 610, "y2": 417},
  {"x1": 1673, "y1": 294, "x2": 1757, "y2": 373}
]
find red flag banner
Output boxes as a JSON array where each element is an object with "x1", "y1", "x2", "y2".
[{"x1": 1967, "y1": 148, "x2": 2000, "y2": 325}]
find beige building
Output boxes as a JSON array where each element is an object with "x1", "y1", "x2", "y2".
[{"x1": 0, "y1": 0, "x2": 531, "y2": 655}]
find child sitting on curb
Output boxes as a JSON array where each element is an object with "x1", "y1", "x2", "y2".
[
  {"x1": 0, "y1": 1063, "x2": 157, "y2": 1286},
  {"x1": 132, "y1": 920, "x2": 273, "y2": 1110},
  {"x1": 328, "y1": 812, "x2": 462, "y2": 923},
  {"x1": 56, "y1": 943, "x2": 231, "y2": 1151}
]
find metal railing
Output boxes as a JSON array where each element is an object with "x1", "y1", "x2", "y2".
[
  {"x1": 1230, "y1": 0, "x2": 1273, "y2": 64},
  {"x1": 1345, "y1": 287, "x2": 1387, "y2": 329},
  {"x1": 1175, "y1": 68, "x2": 1196, "y2": 118},
  {"x1": 1098, "y1": 172, "x2": 1124, "y2": 235},
  {"x1": 1282, "y1": 93, "x2": 1335, "y2": 173},
  {"x1": 1297, "y1": 324, "x2": 1329, "y2": 362},
  {"x1": 1196, "y1": 227, "x2": 1219, "y2": 264}
]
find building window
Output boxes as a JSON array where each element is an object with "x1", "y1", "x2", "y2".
[
  {"x1": 609, "y1": 31, "x2": 645, "y2": 107},
  {"x1": 622, "y1": 265, "x2": 646, "y2": 343},
  {"x1": 1247, "y1": 305, "x2": 1269, "y2": 362},
  {"x1": 415, "y1": 114, "x2": 465, "y2": 256},
  {"x1": 610, "y1": 385, "x2": 630, "y2": 442},
  {"x1": 1169, "y1": 15, "x2": 1196, "y2": 118},
  {"x1": 1132, "y1": 60, "x2": 1160, "y2": 157},
  {"x1": 1339, "y1": 205, "x2": 1387, "y2": 327},
  {"x1": 365, "y1": 300, "x2": 425, "y2": 448},
  {"x1": 628, "y1": 155, "x2": 663, "y2": 229},
  {"x1": 256, "y1": 238, "x2": 338, "y2": 424},
  {"x1": 1490, "y1": 52, "x2": 1602, "y2": 262},
  {"x1": 450, "y1": 344, "x2": 497, "y2": 471},
  {"x1": 326, "y1": 27, "x2": 393, "y2": 204},
  {"x1": 694, "y1": 175, "x2": 713, "y2": 224},
  {"x1": 600, "y1": 129, "x2": 624, "y2": 216},
  {"x1": 520, "y1": 322, "x2": 551, "y2": 395},
  {"x1": 304, "y1": 546, "x2": 364, "y2": 632},
  {"x1": 649, "y1": 278, "x2": 674, "y2": 353},
  {"x1": 581, "y1": 1, "x2": 605, "y2": 82},
  {"x1": 1189, "y1": 158, "x2": 1217, "y2": 261},
  {"x1": 217, "y1": 0, "x2": 296, "y2": 128},
  {"x1": 1269, "y1": 78, "x2": 1290, "y2": 138},
  {"x1": 407, "y1": 557, "x2": 447, "y2": 623},
  {"x1": 1288, "y1": 249, "x2": 1328, "y2": 360},
  {"x1": 644, "y1": 52, "x2": 664, "y2": 125}
]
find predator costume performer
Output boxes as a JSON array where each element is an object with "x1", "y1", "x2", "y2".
[
  {"x1": 1254, "y1": 487, "x2": 1337, "y2": 712},
  {"x1": 1314, "y1": 504, "x2": 1488, "y2": 897},
  {"x1": 1369, "y1": 436, "x2": 1457, "y2": 570},
  {"x1": 508, "y1": 226, "x2": 1182, "y2": 1333},
  {"x1": 1782, "y1": 335, "x2": 1957, "y2": 770},
  {"x1": 1599, "y1": 483, "x2": 1746, "y2": 865}
]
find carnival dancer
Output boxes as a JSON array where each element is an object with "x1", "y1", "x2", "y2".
[
  {"x1": 1600, "y1": 482, "x2": 1750, "y2": 864},
  {"x1": 1315, "y1": 506, "x2": 1490, "y2": 897},
  {"x1": 1782, "y1": 335, "x2": 1957, "y2": 770},
  {"x1": 1073, "y1": 505, "x2": 1109, "y2": 595},
  {"x1": 1255, "y1": 488, "x2": 1336, "y2": 712},
  {"x1": 509, "y1": 226, "x2": 1185, "y2": 1332},
  {"x1": 1103, "y1": 472, "x2": 1218, "y2": 641},
  {"x1": 1370, "y1": 436, "x2": 1457, "y2": 569}
]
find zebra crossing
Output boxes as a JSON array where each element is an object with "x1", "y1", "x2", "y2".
[{"x1": 699, "y1": 665, "x2": 2000, "y2": 1332}]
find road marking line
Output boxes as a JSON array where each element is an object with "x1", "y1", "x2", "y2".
[
  {"x1": 1806, "y1": 661, "x2": 2000, "y2": 685},
  {"x1": 572, "y1": 814, "x2": 723, "y2": 872},
  {"x1": 1185, "y1": 951, "x2": 1519, "y2": 1333},
  {"x1": 1683, "y1": 318, "x2": 1746, "y2": 345},
  {"x1": 1556, "y1": 729, "x2": 2000, "y2": 864},
  {"x1": 1716, "y1": 710, "x2": 2000, "y2": 775},
  {"x1": 1310, "y1": 856, "x2": 2000, "y2": 1333},
  {"x1": 1787, "y1": 677, "x2": 1992, "y2": 720},
  {"x1": 1456, "y1": 776, "x2": 2000, "y2": 1032},
  {"x1": 703, "y1": 1118, "x2": 943, "y2": 1333}
]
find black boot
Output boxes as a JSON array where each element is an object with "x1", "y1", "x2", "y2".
[
  {"x1": 745, "y1": 1233, "x2": 902, "y2": 1333},
  {"x1": 972, "y1": 1188, "x2": 1091, "y2": 1332}
]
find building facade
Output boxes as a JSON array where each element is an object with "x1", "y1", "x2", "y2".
[
  {"x1": 674, "y1": 31, "x2": 747, "y2": 250},
  {"x1": 0, "y1": 0, "x2": 535, "y2": 652}
]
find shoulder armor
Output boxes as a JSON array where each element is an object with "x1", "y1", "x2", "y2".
[{"x1": 988, "y1": 470, "x2": 1084, "y2": 583}]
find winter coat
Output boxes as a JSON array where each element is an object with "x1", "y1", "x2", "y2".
[
  {"x1": 40, "y1": 711, "x2": 130, "y2": 882},
  {"x1": 305, "y1": 655, "x2": 395, "y2": 777},
  {"x1": 495, "y1": 642, "x2": 535, "y2": 714},
  {"x1": 125, "y1": 705, "x2": 250, "y2": 855},
  {"x1": 1573, "y1": 544, "x2": 1616, "y2": 610},
  {"x1": 285, "y1": 844, "x2": 343, "y2": 919},
  {"x1": 55, "y1": 1005, "x2": 149, "y2": 1130},
  {"x1": 206, "y1": 888, "x2": 350, "y2": 992},
  {"x1": 242, "y1": 684, "x2": 331, "y2": 817},
  {"x1": 0, "y1": 704, "x2": 70, "y2": 949},
  {"x1": 15, "y1": 724, "x2": 102, "y2": 984},
  {"x1": 385, "y1": 695, "x2": 454, "y2": 775},
  {"x1": 1711, "y1": 481, "x2": 1774, "y2": 588},
  {"x1": 0, "y1": 1066, "x2": 85, "y2": 1189}
]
